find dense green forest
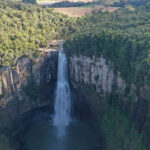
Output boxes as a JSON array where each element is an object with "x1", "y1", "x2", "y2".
[
  {"x1": 1, "y1": 0, "x2": 150, "y2": 87},
  {"x1": 64, "y1": 3, "x2": 150, "y2": 88},
  {"x1": 93, "y1": 0, "x2": 149, "y2": 6},
  {"x1": 98, "y1": 0, "x2": 150, "y2": 6},
  {"x1": 63, "y1": 4, "x2": 150, "y2": 149},
  {"x1": 0, "y1": 0, "x2": 77, "y2": 66}
]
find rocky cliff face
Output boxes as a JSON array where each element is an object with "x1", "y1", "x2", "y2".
[
  {"x1": 69, "y1": 55, "x2": 126, "y2": 94},
  {"x1": 0, "y1": 51, "x2": 58, "y2": 128},
  {"x1": 69, "y1": 54, "x2": 150, "y2": 148}
]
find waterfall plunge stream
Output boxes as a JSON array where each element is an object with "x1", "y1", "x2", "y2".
[
  {"x1": 17, "y1": 51, "x2": 100, "y2": 150},
  {"x1": 53, "y1": 51, "x2": 71, "y2": 137}
]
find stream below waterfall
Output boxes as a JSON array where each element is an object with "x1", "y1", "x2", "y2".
[{"x1": 17, "y1": 110, "x2": 100, "y2": 150}]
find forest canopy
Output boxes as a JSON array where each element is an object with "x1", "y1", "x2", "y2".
[
  {"x1": 0, "y1": 0, "x2": 77, "y2": 66},
  {"x1": 0, "y1": 0, "x2": 150, "y2": 88},
  {"x1": 64, "y1": 3, "x2": 150, "y2": 87}
]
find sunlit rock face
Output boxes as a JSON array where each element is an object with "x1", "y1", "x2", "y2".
[
  {"x1": 68, "y1": 54, "x2": 127, "y2": 126},
  {"x1": 0, "y1": 51, "x2": 58, "y2": 128},
  {"x1": 69, "y1": 55, "x2": 126, "y2": 95},
  {"x1": 68, "y1": 54, "x2": 149, "y2": 138}
]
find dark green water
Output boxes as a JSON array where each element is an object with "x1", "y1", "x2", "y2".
[{"x1": 19, "y1": 111, "x2": 100, "y2": 150}]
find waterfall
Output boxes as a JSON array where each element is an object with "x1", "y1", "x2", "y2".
[{"x1": 53, "y1": 51, "x2": 71, "y2": 137}]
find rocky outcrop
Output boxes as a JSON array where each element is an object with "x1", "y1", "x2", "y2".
[
  {"x1": 68, "y1": 54, "x2": 150, "y2": 149},
  {"x1": 0, "y1": 51, "x2": 58, "y2": 128},
  {"x1": 69, "y1": 55, "x2": 126, "y2": 94}
]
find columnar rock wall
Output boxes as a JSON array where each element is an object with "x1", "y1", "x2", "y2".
[
  {"x1": 69, "y1": 54, "x2": 149, "y2": 148},
  {"x1": 0, "y1": 51, "x2": 58, "y2": 128},
  {"x1": 69, "y1": 55, "x2": 126, "y2": 94}
]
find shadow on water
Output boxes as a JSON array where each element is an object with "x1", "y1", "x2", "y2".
[{"x1": 13, "y1": 108, "x2": 101, "y2": 150}]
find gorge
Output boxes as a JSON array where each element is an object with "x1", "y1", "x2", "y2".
[
  {"x1": 1, "y1": 1, "x2": 150, "y2": 150},
  {"x1": 7, "y1": 48, "x2": 101, "y2": 150},
  {"x1": 0, "y1": 44, "x2": 148, "y2": 150}
]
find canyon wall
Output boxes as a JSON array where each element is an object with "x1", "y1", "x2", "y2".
[
  {"x1": 0, "y1": 51, "x2": 58, "y2": 128},
  {"x1": 68, "y1": 54, "x2": 150, "y2": 148},
  {"x1": 69, "y1": 55, "x2": 126, "y2": 94}
]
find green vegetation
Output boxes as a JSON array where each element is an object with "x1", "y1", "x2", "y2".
[
  {"x1": 0, "y1": 134, "x2": 13, "y2": 150},
  {"x1": 22, "y1": 0, "x2": 36, "y2": 4},
  {"x1": 99, "y1": 105, "x2": 145, "y2": 150},
  {"x1": 21, "y1": 0, "x2": 149, "y2": 8},
  {"x1": 24, "y1": 77, "x2": 41, "y2": 100},
  {"x1": 64, "y1": 3, "x2": 150, "y2": 88},
  {"x1": 79, "y1": 84, "x2": 146, "y2": 150},
  {"x1": 0, "y1": 0, "x2": 77, "y2": 66},
  {"x1": 64, "y1": 4, "x2": 150, "y2": 149},
  {"x1": 95, "y1": 0, "x2": 149, "y2": 6},
  {"x1": 25, "y1": 0, "x2": 149, "y2": 7},
  {"x1": 123, "y1": 0, "x2": 149, "y2": 6},
  {"x1": 0, "y1": 0, "x2": 149, "y2": 149},
  {"x1": 1, "y1": 0, "x2": 149, "y2": 67},
  {"x1": 50, "y1": 1, "x2": 87, "y2": 8}
]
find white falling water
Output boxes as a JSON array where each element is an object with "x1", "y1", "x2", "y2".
[{"x1": 53, "y1": 51, "x2": 71, "y2": 137}]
